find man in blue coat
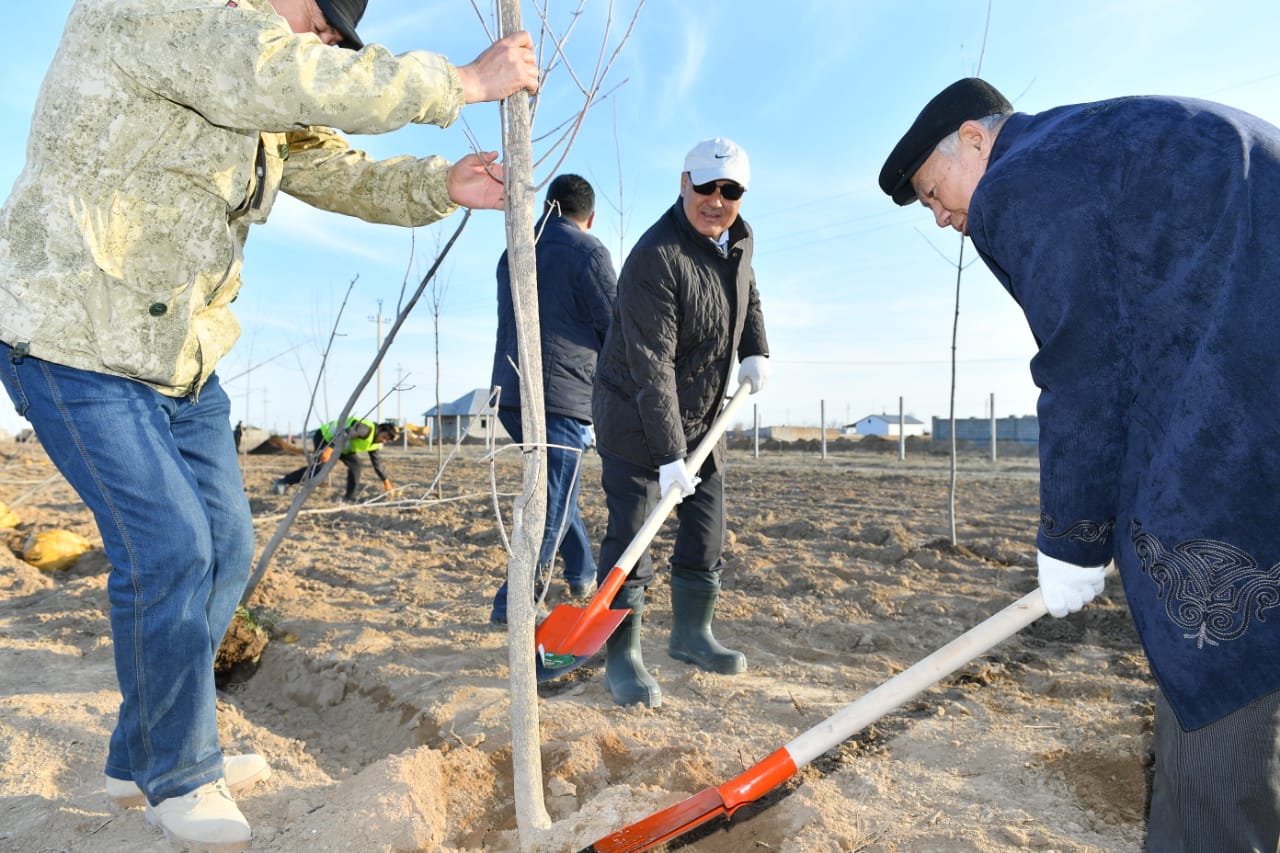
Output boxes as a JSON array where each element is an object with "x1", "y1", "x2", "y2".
[
  {"x1": 488, "y1": 174, "x2": 617, "y2": 624},
  {"x1": 880, "y1": 78, "x2": 1280, "y2": 851}
]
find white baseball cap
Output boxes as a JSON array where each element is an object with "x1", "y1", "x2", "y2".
[{"x1": 683, "y1": 137, "x2": 750, "y2": 190}]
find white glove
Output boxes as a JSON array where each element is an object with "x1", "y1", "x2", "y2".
[
  {"x1": 737, "y1": 355, "x2": 770, "y2": 394},
  {"x1": 1037, "y1": 551, "x2": 1109, "y2": 618},
  {"x1": 658, "y1": 460, "x2": 699, "y2": 502}
]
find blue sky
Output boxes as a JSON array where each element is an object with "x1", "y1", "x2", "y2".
[{"x1": 4, "y1": 1, "x2": 1280, "y2": 437}]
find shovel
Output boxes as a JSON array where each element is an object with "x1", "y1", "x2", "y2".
[
  {"x1": 580, "y1": 583, "x2": 1066, "y2": 851},
  {"x1": 535, "y1": 382, "x2": 754, "y2": 682}
]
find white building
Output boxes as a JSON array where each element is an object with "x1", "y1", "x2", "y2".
[
  {"x1": 423, "y1": 388, "x2": 507, "y2": 442},
  {"x1": 845, "y1": 413, "x2": 926, "y2": 437}
]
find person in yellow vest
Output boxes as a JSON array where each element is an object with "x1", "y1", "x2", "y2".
[{"x1": 275, "y1": 417, "x2": 399, "y2": 501}]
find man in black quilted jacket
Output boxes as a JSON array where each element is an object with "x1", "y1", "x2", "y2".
[{"x1": 591, "y1": 137, "x2": 770, "y2": 707}]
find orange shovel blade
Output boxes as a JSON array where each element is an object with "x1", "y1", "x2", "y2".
[
  {"x1": 534, "y1": 565, "x2": 631, "y2": 672},
  {"x1": 580, "y1": 787, "x2": 727, "y2": 853},
  {"x1": 580, "y1": 747, "x2": 798, "y2": 852},
  {"x1": 535, "y1": 602, "x2": 629, "y2": 662}
]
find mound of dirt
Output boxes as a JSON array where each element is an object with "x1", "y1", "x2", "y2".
[{"x1": 249, "y1": 434, "x2": 306, "y2": 455}]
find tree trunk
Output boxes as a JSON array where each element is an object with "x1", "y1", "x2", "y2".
[
  {"x1": 497, "y1": 0, "x2": 552, "y2": 843},
  {"x1": 948, "y1": 235, "x2": 965, "y2": 545}
]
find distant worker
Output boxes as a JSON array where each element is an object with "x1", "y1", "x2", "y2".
[
  {"x1": 488, "y1": 174, "x2": 617, "y2": 625},
  {"x1": 591, "y1": 137, "x2": 770, "y2": 707},
  {"x1": 275, "y1": 417, "x2": 399, "y2": 501}
]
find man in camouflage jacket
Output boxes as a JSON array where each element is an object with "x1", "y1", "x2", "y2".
[{"x1": 0, "y1": 0, "x2": 537, "y2": 848}]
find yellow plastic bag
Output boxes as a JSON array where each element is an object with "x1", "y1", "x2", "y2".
[
  {"x1": 23, "y1": 529, "x2": 92, "y2": 572},
  {"x1": 0, "y1": 502, "x2": 19, "y2": 529}
]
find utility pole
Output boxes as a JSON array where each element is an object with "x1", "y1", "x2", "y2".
[
  {"x1": 369, "y1": 300, "x2": 383, "y2": 422},
  {"x1": 898, "y1": 396, "x2": 906, "y2": 461},
  {"x1": 397, "y1": 364, "x2": 407, "y2": 449},
  {"x1": 820, "y1": 400, "x2": 827, "y2": 460},
  {"x1": 990, "y1": 392, "x2": 998, "y2": 462}
]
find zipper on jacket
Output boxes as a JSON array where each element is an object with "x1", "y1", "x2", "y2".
[{"x1": 250, "y1": 138, "x2": 268, "y2": 211}]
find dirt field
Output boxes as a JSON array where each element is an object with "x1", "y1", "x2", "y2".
[{"x1": 0, "y1": 437, "x2": 1153, "y2": 852}]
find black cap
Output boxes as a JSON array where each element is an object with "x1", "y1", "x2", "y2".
[
  {"x1": 879, "y1": 78, "x2": 1013, "y2": 206},
  {"x1": 314, "y1": 0, "x2": 367, "y2": 50}
]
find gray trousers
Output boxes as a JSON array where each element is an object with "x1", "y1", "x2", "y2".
[{"x1": 1147, "y1": 687, "x2": 1280, "y2": 853}]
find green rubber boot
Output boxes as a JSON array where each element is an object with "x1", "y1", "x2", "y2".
[
  {"x1": 604, "y1": 584, "x2": 662, "y2": 707},
  {"x1": 668, "y1": 568, "x2": 747, "y2": 675}
]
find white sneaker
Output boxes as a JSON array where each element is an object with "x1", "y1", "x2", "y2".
[
  {"x1": 145, "y1": 779, "x2": 251, "y2": 853},
  {"x1": 107, "y1": 753, "x2": 272, "y2": 809}
]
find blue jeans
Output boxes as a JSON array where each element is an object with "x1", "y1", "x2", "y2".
[
  {"x1": 491, "y1": 410, "x2": 597, "y2": 619},
  {"x1": 0, "y1": 346, "x2": 253, "y2": 804}
]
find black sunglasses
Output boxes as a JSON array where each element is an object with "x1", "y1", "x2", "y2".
[{"x1": 691, "y1": 180, "x2": 745, "y2": 201}]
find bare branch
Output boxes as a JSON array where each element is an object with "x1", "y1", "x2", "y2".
[
  {"x1": 394, "y1": 228, "x2": 418, "y2": 317},
  {"x1": 612, "y1": 99, "x2": 627, "y2": 259},
  {"x1": 302, "y1": 275, "x2": 359, "y2": 439},
  {"x1": 241, "y1": 212, "x2": 472, "y2": 605},
  {"x1": 467, "y1": 0, "x2": 495, "y2": 42},
  {"x1": 215, "y1": 343, "x2": 302, "y2": 385},
  {"x1": 532, "y1": 0, "x2": 593, "y2": 95},
  {"x1": 527, "y1": 1, "x2": 646, "y2": 180},
  {"x1": 914, "y1": 227, "x2": 982, "y2": 270},
  {"x1": 531, "y1": 80, "x2": 627, "y2": 183},
  {"x1": 527, "y1": 0, "x2": 588, "y2": 126},
  {"x1": 975, "y1": 0, "x2": 993, "y2": 75}
]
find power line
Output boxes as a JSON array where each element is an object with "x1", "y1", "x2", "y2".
[{"x1": 779, "y1": 356, "x2": 1027, "y2": 366}]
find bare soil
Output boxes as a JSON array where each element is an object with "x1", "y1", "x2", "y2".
[{"x1": 0, "y1": 438, "x2": 1152, "y2": 852}]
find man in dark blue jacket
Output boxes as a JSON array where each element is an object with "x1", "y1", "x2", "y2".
[
  {"x1": 488, "y1": 174, "x2": 617, "y2": 624},
  {"x1": 880, "y1": 78, "x2": 1280, "y2": 852}
]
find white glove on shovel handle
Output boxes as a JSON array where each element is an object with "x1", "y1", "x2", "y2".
[
  {"x1": 737, "y1": 355, "x2": 770, "y2": 394},
  {"x1": 1037, "y1": 551, "x2": 1109, "y2": 617},
  {"x1": 659, "y1": 460, "x2": 699, "y2": 503}
]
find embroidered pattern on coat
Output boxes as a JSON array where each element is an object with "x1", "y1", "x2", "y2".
[
  {"x1": 1039, "y1": 513, "x2": 1115, "y2": 544},
  {"x1": 1132, "y1": 521, "x2": 1280, "y2": 649}
]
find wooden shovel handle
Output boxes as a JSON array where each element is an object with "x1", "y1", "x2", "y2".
[
  {"x1": 784, "y1": 587, "x2": 1047, "y2": 766},
  {"x1": 606, "y1": 383, "x2": 754, "y2": 583}
]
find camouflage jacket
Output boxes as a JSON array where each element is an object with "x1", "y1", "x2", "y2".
[{"x1": 0, "y1": 0, "x2": 467, "y2": 396}]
